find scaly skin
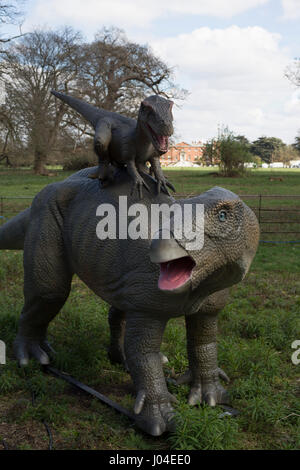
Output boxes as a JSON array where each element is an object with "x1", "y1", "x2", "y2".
[
  {"x1": 51, "y1": 90, "x2": 175, "y2": 197},
  {"x1": 0, "y1": 166, "x2": 260, "y2": 436}
]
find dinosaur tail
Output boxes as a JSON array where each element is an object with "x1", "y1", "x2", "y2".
[
  {"x1": 0, "y1": 208, "x2": 30, "y2": 250},
  {"x1": 51, "y1": 90, "x2": 103, "y2": 129}
]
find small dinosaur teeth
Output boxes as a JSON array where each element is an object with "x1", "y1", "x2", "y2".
[{"x1": 147, "y1": 124, "x2": 169, "y2": 151}]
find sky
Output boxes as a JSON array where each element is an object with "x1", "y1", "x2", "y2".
[{"x1": 5, "y1": 0, "x2": 300, "y2": 144}]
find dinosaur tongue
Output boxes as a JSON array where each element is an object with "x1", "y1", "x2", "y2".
[
  {"x1": 156, "y1": 134, "x2": 169, "y2": 151},
  {"x1": 158, "y1": 256, "x2": 195, "y2": 291}
]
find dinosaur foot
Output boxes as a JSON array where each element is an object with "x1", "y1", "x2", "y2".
[
  {"x1": 134, "y1": 391, "x2": 177, "y2": 436},
  {"x1": 176, "y1": 368, "x2": 230, "y2": 385},
  {"x1": 176, "y1": 368, "x2": 230, "y2": 406},
  {"x1": 14, "y1": 336, "x2": 55, "y2": 366},
  {"x1": 88, "y1": 164, "x2": 115, "y2": 186}
]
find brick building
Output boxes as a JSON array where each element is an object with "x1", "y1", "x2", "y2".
[{"x1": 160, "y1": 141, "x2": 204, "y2": 166}]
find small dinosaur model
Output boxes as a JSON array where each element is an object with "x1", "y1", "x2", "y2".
[
  {"x1": 0, "y1": 167, "x2": 259, "y2": 436},
  {"x1": 51, "y1": 90, "x2": 175, "y2": 197}
]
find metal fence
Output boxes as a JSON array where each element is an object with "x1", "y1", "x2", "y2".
[
  {"x1": 174, "y1": 194, "x2": 300, "y2": 243},
  {"x1": 1, "y1": 194, "x2": 300, "y2": 243}
]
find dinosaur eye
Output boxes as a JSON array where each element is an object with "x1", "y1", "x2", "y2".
[{"x1": 218, "y1": 210, "x2": 227, "y2": 222}]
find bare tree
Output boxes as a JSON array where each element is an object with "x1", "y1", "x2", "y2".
[
  {"x1": 68, "y1": 27, "x2": 186, "y2": 120},
  {"x1": 0, "y1": 101, "x2": 24, "y2": 165},
  {"x1": 0, "y1": 0, "x2": 26, "y2": 49},
  {"x1": 1, "y1": 27, "x2": 82, "y2": 173},
  {"x1": 1, "y1": 25, "x2": 187, "y2": 172},
  {"x1": 285, "y1": 58, "x2": 300, "y2": 87}
]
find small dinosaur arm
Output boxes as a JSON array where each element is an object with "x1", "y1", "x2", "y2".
[
  {"x1": 0, "y1": 167, "x2": 259, "y2": 436},
  {"x1": 51, "y1": 90, "x2": 175, "y2": 197}
]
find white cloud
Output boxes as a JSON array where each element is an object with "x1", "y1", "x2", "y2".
[
  {"x1": 281, "y1": 0, "x2": 300, "y2": 20},
  {"x1": 24, "y1": 0, "x2": 270, "y2": 31},
  {"x1": 150, "y1": 26, "x2": 299, "y2": 143}
]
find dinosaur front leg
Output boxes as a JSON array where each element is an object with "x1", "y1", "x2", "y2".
[
  {"x1": 125, "y1": 313, "x2": 176, "y2": 436},
  {"x1": 149, "y1": 157, "x2": 175, "y2": 195},
  {"x1": 184, "y1": 312, "x2": 230, "y2": 406},
  {"x1": 108, "y1": 307, "x2": 168, "y2": 370},
  {"x1": 108, "y1": 306, "x2": 127, "y2": 366},
  {"x1": 127, "y1": 160, "x2": 150, "y2": 198}
]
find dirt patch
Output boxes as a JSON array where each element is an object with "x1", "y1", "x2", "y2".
[{"x1": 0, "y1": 420, "x2": 52, "y2": 450}]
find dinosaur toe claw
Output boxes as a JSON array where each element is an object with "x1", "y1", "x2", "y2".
[
  {"x1": 166, "y1": 180, "x2": 176, "y2": 193},
  {"x1": 176, "y1": 369, "x2": 192, "y2": 385},
  {"x1": 134, "y1": 401, "x2": 176, "y2": 436},
  {"x1": 14, "y1": 336, "x2": 51, "y2": 366},
  {"x1": 218, "y1": 367, "x2": 230, "y2": 383}
]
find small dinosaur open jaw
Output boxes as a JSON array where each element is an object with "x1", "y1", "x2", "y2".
[
  {"x1": 158, "y1": 256, "x2": 195, "y2": 291},
  {"x1": 147, "y1": 124, "x2": 169, "y2": 153}
]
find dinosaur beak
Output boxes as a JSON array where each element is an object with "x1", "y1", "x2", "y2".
[{"x1": 150, "y1": 230, "x2": 195, "y2": 293}]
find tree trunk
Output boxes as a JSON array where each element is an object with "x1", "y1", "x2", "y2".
[{"x1": 33, "y1": 149, "x2": 47, "y2": 175}]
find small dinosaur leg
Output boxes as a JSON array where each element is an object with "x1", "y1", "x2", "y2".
[
  {"x1": 125, "y1": 313, "x2": 176, "y2": 436},
  {"x1": 89, "y1": 119, "x2": 114, "y2": 184},
  {"x1": 108, "y1": 306, "x2": 126, "y2": 366},
  {"x1": 149, "y1": 157, "x2": 175, "y2": 195},
  {"x1": 183, "y1": 290, "x2": 230, "y2": 406}
]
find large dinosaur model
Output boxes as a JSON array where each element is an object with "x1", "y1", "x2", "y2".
[
  {"x1": 0, "y1": 167, "x2": 259, "y2": 436},
  {"x1": 51, "y1": 90, "x2": 175, "y2": 197}
]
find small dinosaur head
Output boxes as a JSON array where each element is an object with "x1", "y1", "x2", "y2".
[
  {"x1": 150, "y1": 187, "x2": 260, "y2": 296},
  {"x1": 139, "y1": 95, "x2": 174, "y2": 155}
]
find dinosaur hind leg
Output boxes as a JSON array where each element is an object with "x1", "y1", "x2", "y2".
[
  {"x1": 14, "y1": 209, "x2": 73, "y2": 366},
  {"x1": 108, "y1": 306, "x2": 127, "y2": 366},
  {"x1": 89, "y1": 119, "x2": 114, "y2": 185}
]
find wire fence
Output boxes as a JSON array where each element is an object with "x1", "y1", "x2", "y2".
[{"x1": 1, "y1": 194, "x2": 300, "y2": 243}]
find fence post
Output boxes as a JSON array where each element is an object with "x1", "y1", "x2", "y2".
[{"x1": 258, "y1": 194, "x2": 262, "y2": 225}]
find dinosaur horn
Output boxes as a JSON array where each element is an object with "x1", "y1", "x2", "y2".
[{"x1": 51, "y1": 90, "x2": 101, "y2": 129}]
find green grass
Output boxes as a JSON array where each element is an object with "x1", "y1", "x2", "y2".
[
  {"x1": 1, "y1": 166, "x2": 300, "y2": 198},
  {"x1": 0, "y1": 168, "x2": 299, "y2": 450}
]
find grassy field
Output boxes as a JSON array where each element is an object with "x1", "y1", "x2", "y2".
[{"x1": 0, "y1": 167, "x2": 299, "y2": 450}]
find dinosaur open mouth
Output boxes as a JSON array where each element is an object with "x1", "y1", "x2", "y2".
[
  {"x1": 158, "y1": 256, "x2": 195, "y2": 291},
  {"x1": 147, "y1": 124, "x2": 169, "y2": 153}
]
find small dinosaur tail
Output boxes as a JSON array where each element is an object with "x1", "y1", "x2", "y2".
[
  {"x1": 51, "y1": 90, "x2": 103, "y2": 129},
  {"x1": 0, "y1": 208, "x2": 30, "y2": 250}
]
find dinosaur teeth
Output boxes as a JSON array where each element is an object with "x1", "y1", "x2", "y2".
[{"x1": 147, "y1": 124, "x2": 169, "y2": 153}]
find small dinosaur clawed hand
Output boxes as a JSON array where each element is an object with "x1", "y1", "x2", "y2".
[
  {"x1": 130, "y1": 176, "x2": 150, "y2": 199},
  {"x1": 156, "y1": 176, "x2": 176, "y2": 196}
]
